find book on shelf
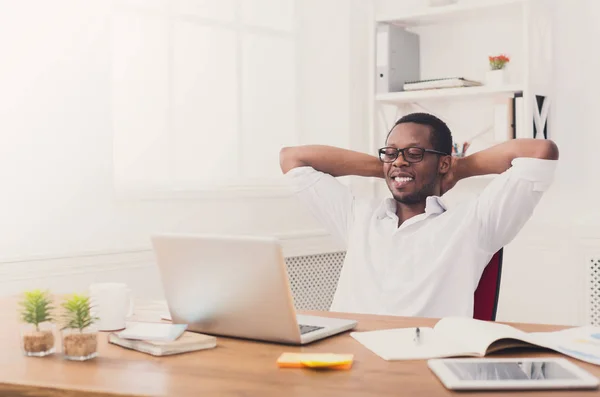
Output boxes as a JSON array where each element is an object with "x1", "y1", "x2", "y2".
[
  {"x1": 403, "y1": 77, "x2": 482, "y2": 91},
  {"x1": 108, "y1": 330, "x2": 217, "y2": 356}
]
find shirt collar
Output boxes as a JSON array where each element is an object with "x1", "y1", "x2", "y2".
[
  {"x1": 425, "y1": 195, "x2": 447, "y2": 215},
  {"x1": 376, "y1": 196, "x2": 447, "y2": 220}
]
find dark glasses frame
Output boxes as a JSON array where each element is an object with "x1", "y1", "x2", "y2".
[{"x1": 378, "y1": 146, "x2": 449, "y2": 163}]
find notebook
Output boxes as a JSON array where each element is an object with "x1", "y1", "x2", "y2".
[
  {"x1": 403, "y1": 77, "x2": 482, "y2": 91},
  {"x1": 351, "y1": 317, "x2": 600, "y2": 366},
  {"x1": 117, "y1": 322, "x2": 187, "y2": 342},
  {"x1": 108, "y1": 331, "x2": 217, "y2": 356}
]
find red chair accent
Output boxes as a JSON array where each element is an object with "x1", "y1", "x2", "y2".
[{"x1": 473, "y1": 249, "x2": 503, "y2": 321}]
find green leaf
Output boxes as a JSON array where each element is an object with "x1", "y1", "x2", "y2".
[
  {"x1": 18, "y1": 289, "x2": 54, "y2": 329},
  {"x1": 60, "y1": 294, "x2": 98, "y2": 331}
]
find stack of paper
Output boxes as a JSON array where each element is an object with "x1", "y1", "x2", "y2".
[
  {"x1": 403, "y1": 77, "x2": 482, "y2": 91},
  {"x1": 108, "y1": 322, "x2": 216, "y2": 356},
  {"x1": 109, "y1": 331, "x2": 216, "y2": 356}
]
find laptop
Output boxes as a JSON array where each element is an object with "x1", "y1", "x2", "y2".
[{"x1": 151, "y1": 234, "x2": 357, "y2": 345}]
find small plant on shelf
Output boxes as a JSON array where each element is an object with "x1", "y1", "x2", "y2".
[
  {"x1": 488, "y1": 54, "x2": 510, "y2": 70},
  {"x1": 19, "y1": 289, "x2": 56, "y2": 356},
  {"x1": 61, "y1": 294, "x2": 99, "y2": 361},
  {"x1": 486, "y1": 54, "x2": 510, "y2": 85}
]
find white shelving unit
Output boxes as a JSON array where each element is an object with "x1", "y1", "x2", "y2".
[
  {"x1": 367, "y1": 0, "x2": 552, "y2": 196},
  {"x1": 375, "y1": 84, "x2": 523, "y2": 105},
  {"x1": 376, "y1": 0, "x2": 527, "y2": 26}
]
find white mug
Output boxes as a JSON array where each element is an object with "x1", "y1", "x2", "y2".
[{"x1": 89, "y1": 283, "x2": 134, "y2": 331}]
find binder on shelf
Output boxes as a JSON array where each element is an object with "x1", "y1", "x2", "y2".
[
  {"x1": 376, "y1": 23, "x2": 420, "y2": 93},
  {"x1": 533, "y1": 95, "x2": 549, "y2": 139},
  {"x1": 512, "y1": 92, "x2": 526, "y2": 139}
]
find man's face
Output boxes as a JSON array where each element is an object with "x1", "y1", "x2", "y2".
[{"x1": 383, "y1": 122, "x2": 443, "y2": 204}]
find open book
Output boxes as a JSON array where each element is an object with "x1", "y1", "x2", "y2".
[{"x1": 351, "y1": 317, "x2": 600, "y2": 366}]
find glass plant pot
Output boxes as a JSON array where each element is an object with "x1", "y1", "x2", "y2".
[
  {"x1": 62, "y1": 327, "x2": 98, "y2": 361},
  {"x1": 20, "y1": 322, "x2": 56, "y2": 357}
]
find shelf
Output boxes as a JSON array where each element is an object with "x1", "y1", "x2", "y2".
[
  {"x1": 376, "y1": 0, "x2": 525, "y2": 26},
  {"x1": 375, "y1": 84, "x2": 522, "y2": 105}
]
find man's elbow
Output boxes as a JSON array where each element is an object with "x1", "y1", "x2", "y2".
[
  {"x1": 535, "y1": 140, "x2": 559, "y2": 160},
  {"x1": 279, "y1": 146, "x2": 302, "y2": 174}
]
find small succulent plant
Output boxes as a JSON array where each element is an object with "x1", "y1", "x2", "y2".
[
  {"x1": 19, "y1": 289, "x2": 54, "y2": 331},
  {"x1": 61, "y1": 294, "x2": 98, "y2": 332}
]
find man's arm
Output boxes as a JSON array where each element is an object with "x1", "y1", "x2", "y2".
[
  {"x1": 442, "y1": 139, "x2": 559, "y2": 193},
  {"x1": 455, "y1": 138, "x2": 558, "y2": 179},
  {"x1": 280, "y1": 145, "x2": 382, "y2": 246},
  {"x1": 459, "y1": 139, "x2": 559, "y2": 254},
  {"x1": 279, "y1": 145, "x2": 384, "y2": 178}
]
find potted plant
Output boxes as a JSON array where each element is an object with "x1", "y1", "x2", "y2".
[
  {"x1": 60, "y1": 294, "x2": 99, "y2": 361},
  {"x1": 19, "y1": 289, "x2": 56, "y2": 356},
  {"x1": 486, "y1": 54, "x2": 510, "y2": 86}
]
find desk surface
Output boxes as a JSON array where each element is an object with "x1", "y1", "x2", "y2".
[{"x1": 0, "y1": 297, "x2": 598, "y2": 397}]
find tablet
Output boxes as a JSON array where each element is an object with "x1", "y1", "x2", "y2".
[{"x1": 428, "y1": 358, "x2": 599, "y2": 391}]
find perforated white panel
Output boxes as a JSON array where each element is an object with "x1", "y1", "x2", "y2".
[
  {"x1": 285, "y1": 252, "x2": 345, "y2": 311},
  {"x1": 588, "y1": 258, "x2": 600, "y2": 326}
]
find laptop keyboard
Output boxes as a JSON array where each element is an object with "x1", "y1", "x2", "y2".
[{"x1": 299, "y1": 324, "x2": 324, "y2": 335}]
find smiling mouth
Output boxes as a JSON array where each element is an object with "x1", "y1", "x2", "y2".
[
  {"x1": 391, "y1": 176, "x2": 414, "y2": 189},
  {"x1": 394, "y1": 176, "x2": 413, "y2": 183}
]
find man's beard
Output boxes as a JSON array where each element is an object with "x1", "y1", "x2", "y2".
[{"x1": 390, "y1": 177, "x2": 437, "y2": 205}]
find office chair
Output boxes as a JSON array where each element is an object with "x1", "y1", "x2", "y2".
[
  {"x1": 473, "y1": 248, "x2": 503, "y2": 321},
  {"x1": 287, "y1": 249, "x2": 504, "y2": 321}
]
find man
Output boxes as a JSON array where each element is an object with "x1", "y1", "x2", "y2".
[{"x1": 280, "y1": 112, "x2": 558, "y2": 318}]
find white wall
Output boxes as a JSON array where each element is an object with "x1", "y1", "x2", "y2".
[
  {"x1": 4, "y1": 0, "x2": 597, "y2": 326},
  {"x1": 374, "y1": 0, "x2": 599, "y2": 326},
  {"x1": 497, "y1": 0, "x2": 600, "y2": 326},
  {"x1": 0, "y1": 0, "x2": 367, "y2": 297}
]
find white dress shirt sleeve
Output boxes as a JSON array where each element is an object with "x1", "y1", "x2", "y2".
[
  {"x1": 284, "y1": 166, "x2": 354, "y2": 246},
  {"x1": 475, "y1": 158, "x2": 557, "y2": 254}
]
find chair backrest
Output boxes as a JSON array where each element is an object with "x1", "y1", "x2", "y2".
[
  {"x1": 286, "y1": 249, "x2": 504, "y2": 320},
  {"x1": 473, "y1": 248, "x2": 504, "y2": 321}
]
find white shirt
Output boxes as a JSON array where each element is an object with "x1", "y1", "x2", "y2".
[{"x1": 285, "y1": 158, "x2": 557, "y2": 318}]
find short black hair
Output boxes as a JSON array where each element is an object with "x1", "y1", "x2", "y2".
[{"x1": 386, "y1": 112, "x2": 453, "y2": 155}]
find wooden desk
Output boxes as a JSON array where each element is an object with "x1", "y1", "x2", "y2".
[{"x1": 0, "y1": 297, "x2": 598, "y2": 397}]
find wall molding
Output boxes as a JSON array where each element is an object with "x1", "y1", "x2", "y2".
[
  {"x1": 276, "y1": 230, "x2": 343, "y2": 257},
  {"x1": 0, "y1": 230, "x2": 340, "y2": 283},
  {"x1": 0, "y1": 250, "x2": 154, "y2": 283}
]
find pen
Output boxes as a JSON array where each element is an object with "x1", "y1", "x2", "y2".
[{"x1": 414, "y1": 327, "x2": 421, "y2": 345}]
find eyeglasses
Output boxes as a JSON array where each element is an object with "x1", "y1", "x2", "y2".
[{"x1": 378, "y1": 146, "x2": 449, "y2": 163}]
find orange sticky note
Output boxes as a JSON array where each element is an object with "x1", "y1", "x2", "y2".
[{"x1": 277, "y1": 353, "x2": 354, "y2": 370}]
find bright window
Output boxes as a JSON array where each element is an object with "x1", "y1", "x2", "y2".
[{"x1": 111, "y1": 0, "x2": 297, "y2": 195}]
